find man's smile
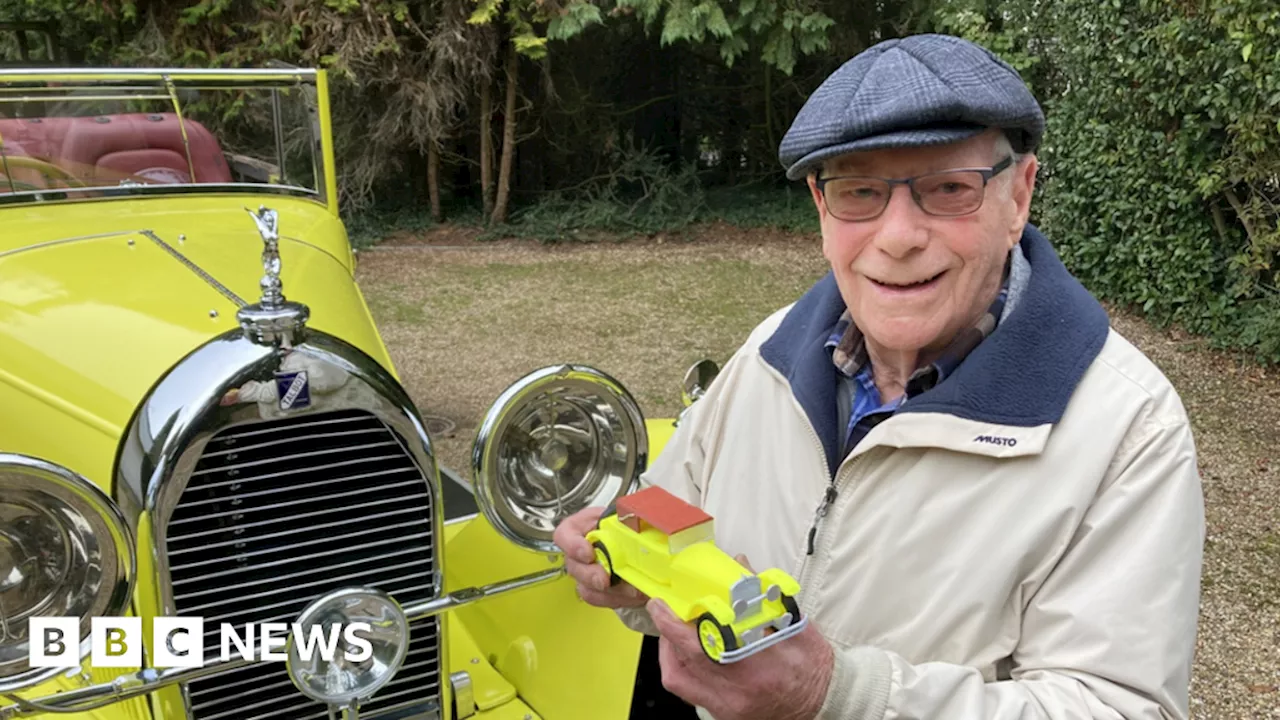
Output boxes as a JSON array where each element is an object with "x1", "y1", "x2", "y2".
[{"x1": 867, "y1": 270, "x2": 947, "y2": 293}]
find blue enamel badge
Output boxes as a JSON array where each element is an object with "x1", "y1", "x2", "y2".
[{"x1": 275, "y1": 370, "x2": 311, "y2": 411}]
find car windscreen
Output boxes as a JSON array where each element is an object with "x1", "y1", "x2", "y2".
[{"x1": 0, "y1": 75, "x2": 323, "y2": 204}]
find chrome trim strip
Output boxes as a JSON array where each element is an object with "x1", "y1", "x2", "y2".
[
  {"x1": 0, "y1": 68, "x2": 319, "y2": 79},
  {"x1": 140, "y1": 230, "x2": 247, "y2": 307},
  {"x1": 0, "y1": 183, "x2": 321, "y2": 208},
  {"x1": 444, "y1": 512, "x2": 479, "y2": 526},
  {"x1": 0, "y1": 229, "x2": 144, "y2": 260},
  {"x1": 0, "y1": 93, "x2": 174, "y2": 102},
  {"x1": 0, "y1": 567, "x2": 562, "y2": 718},
  {"x1": 0, "y1": 230, "x2": 346, "y2": 277}
]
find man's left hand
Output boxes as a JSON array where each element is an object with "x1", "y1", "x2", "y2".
[{"x1": 648, "y1": 591, "x2": 834, "y2": 720}]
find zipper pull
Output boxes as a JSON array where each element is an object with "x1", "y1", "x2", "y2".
[{"x1": 805, "y1": 485, "x2": 839, "y2": 556}]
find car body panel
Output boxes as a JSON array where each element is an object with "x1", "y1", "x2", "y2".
[{"x1": 0, "y1": 196, "x2": 390, "y2": 491}]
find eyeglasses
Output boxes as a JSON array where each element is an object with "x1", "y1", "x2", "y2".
[{"x1": 814, "y1": 156, "x2": 1015, "y2": 222}]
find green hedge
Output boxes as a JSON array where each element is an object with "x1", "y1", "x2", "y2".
[{"x1": 1029, "y1": 0, "x2": 1280, "y2": 363}]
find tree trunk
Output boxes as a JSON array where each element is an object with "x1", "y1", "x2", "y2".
[
  {"x1": 427, "y1": 141, "x2": 442, "y2": 223},
  {"x1": 764, "y1": 62, "x2": 776, "y2": 163},
  {"x1": 480, "y1": 75, "x2": 494, "y2": 216},
  {"x1": 491, "y1": 43, "x2": 519, "y2": 226}
]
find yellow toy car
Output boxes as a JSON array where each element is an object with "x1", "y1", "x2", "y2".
[
  {"x1": 586, "y1": 486, "x2": 806, "y2": 663},
  {"x1": 0, "y1": 65, "x2": 678, "y2": 720}
]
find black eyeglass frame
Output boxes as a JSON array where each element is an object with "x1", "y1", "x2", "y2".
[{"x1": 814, "y1": 155, "x2": 1016, "y2": 222}]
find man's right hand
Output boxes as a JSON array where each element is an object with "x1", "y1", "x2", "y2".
[{"x1": 553, "y1": 506, "x2": 649, "y2": 609}]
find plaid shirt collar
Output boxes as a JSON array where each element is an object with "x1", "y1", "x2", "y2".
[{"x1": 825, "y1": 268, "x2": 1011, "y2": 396}]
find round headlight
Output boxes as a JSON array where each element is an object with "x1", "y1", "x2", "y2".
[
  {"x1": 472, "y1": 364, "x2": 647, "y2": 553},
  {"x1": 286, "y1": 587, "x2": 410, "y2": 709},
  {"x1": 0, "y1": 454, "x2": 136, "y2": 693}
]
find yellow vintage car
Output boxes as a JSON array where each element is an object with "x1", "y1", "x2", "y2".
[{"x1": 0, "y1": 66, "x2": 685, "y2": 720}]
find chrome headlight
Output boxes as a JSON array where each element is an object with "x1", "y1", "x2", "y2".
[
  {"x1": 0, "y1": 454, "x2": 135, "y2": 692},
  {"x1": 472, "y1": 364, "x2": 647, "y2": 553},
  {"x1": 286, "y1": 587, "x2": 410, "y2": 711}
]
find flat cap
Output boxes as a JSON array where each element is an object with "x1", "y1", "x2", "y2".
[{"x1": 778, "y1": 34, "x2": 1044, "y2": 180}]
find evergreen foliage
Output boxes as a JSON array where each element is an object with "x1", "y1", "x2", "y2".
[
  {"x1": 1, "y1": 0, "x2": 1276, "y2": 362},
  {"x1": 940, "y1": 0, "x2": 1280, "y2": 363}
]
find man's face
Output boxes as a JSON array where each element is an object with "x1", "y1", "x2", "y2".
[{"x1": 807, "y1": 131, "x2": 1037, "y2": 358}]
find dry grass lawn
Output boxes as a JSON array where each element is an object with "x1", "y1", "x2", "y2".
[{"x1": 356, "y1": 224, "x2": 1279, "y2": 718}]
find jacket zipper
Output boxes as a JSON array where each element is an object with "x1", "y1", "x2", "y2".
[
  {"x1": 795, "y1": 417, "x2": 839, "y2": 586},
  {"x1": 806, "y1": 484, "x2": 838, "y2": 556}
]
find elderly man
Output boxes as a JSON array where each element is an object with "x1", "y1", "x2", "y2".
[{"x1": 553, "y1": 33, "x2": 1204, "y2": 719}]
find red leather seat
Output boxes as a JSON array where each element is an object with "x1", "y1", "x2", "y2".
[
  {"x1": 0, "y1": 116, "x2": 77, "y2": 159},
  {"x1": 57, "y1": 113, "x2": 232, "y2": 184},
  {"x1": 0, "y1": 116, "x2": 79, "y2": 190},
  {"x1": 1, "y1": 112, "x2": 231, "y2": 192}
]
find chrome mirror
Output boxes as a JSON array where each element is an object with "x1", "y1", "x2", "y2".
[
  {"x1": 472, "y1": 365, "x2": 647, "y2": 553},
  {"x1": 682, "y1": 359, "x2": 720, "y2": 407},
  {"x1": 0, "y1": 454, "x2": 136, "y2": 693},
  {"x1": 286, "y1": 587, "x2": 410, "y2": 720}
]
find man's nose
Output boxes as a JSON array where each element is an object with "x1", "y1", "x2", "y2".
[{"x1": 871, "y1": 184, "x2": 928, "y2": 258}]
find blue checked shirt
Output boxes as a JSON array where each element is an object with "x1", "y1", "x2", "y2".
[{"x1": 826, "y1": 274, "x2": 1010, "y2": 457}]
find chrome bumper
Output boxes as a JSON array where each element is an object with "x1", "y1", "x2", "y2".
[
  {"x1": 0, "y1": 567, "x2": 564, "y2": 719},
  {"x1": 720, "y1": 615, "x2": 808, "y2": 664}
]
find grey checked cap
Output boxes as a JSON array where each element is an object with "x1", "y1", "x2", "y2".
[{"x1": 778, "y1": 34, "x2": 1044, "y2": 180}]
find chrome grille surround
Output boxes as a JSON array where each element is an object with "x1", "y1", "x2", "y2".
[{"x1": 115, "y1": 328, "x2": 446, "y2": 719}]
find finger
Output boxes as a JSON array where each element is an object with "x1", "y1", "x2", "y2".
[
  {"x1": 647, "y1": 599, "x2": 705, "y2": 660},
  {"x1": 552, "y1": 507, "x2": 605, "y2": 564},
  {"x1": 575, "y1": 581, "x2": 648, "y2": 609},
  {"x1": 563, "y1": 557, "x2": 612, "y2": 591},
  {"x1": 659, "y1": 633, "x2": 721, "y2": 713},
  {"x1": 658, "y1": 636, "x2": 699, "y2": 704}
]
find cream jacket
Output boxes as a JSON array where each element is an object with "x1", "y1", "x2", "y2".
[{"x1": 619, "y1": 226, "x2": 1204, "y2": 719}]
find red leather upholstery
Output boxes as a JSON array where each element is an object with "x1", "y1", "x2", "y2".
[
  {"x1": 0, "y1": 117, "x2": 78, "y2": 190},
  {"x1": 58, "y1": 113, "x2": 232, "y2": 184},
  {"x1": 0, "y1": 116, "x2": 77, "y2": 159},
  {"x1": 0, "y1": 112, "x2": 231, "y2": 191}
]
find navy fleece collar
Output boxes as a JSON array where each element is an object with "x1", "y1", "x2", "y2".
[{"x1": 759, "y1": 224, "x2": 1110, "y2": 476}]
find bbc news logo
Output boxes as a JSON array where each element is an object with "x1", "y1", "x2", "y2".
[{"x1": 29, "y1": 618, "x2": 373, "y2": 668}]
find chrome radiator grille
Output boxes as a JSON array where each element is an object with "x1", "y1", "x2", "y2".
[{"x1": 164, "y1": 409, "x2": 441, "y2": 720}]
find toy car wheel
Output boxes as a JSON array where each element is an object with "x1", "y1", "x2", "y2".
[
  {"x1": 781, "y1": 594, "x2": 802, "y2": 624},
  {"x1": 595, "y1": 499, "x2": 617, "y2": 530},
  {"x1": 591, "y1": 540, "x2": 621, "y2": 586},
  {"x1": 696, "y1": 613, "x2": 738, "y2": 663}
]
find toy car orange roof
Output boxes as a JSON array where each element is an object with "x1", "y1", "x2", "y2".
[{"x1": 616, "y1": 485, "x2": 712, "y2": 535}]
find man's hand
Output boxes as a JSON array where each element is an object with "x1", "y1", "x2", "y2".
[
  {"x1": 552, "y1": 506, "x2": 648, "y2": 609},
  {"x1": 648, "y1": 559, "x2": 834, "y2": 720}
]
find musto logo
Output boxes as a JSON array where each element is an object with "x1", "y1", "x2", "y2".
[{"x1": 28, "y1": 617, "x2": 372, "y2": 669}]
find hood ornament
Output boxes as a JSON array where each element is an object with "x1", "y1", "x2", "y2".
[{"x1": 237, "y1": 205, "x2": 310, "y2": 346}]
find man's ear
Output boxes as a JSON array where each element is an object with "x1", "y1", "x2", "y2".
[
  {"x1": 807, "y1": 173, "x2": 827, "y2": 219},
  {"x1": 1008, "y1": 155, "x2": 1038, "y2": 244}
]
